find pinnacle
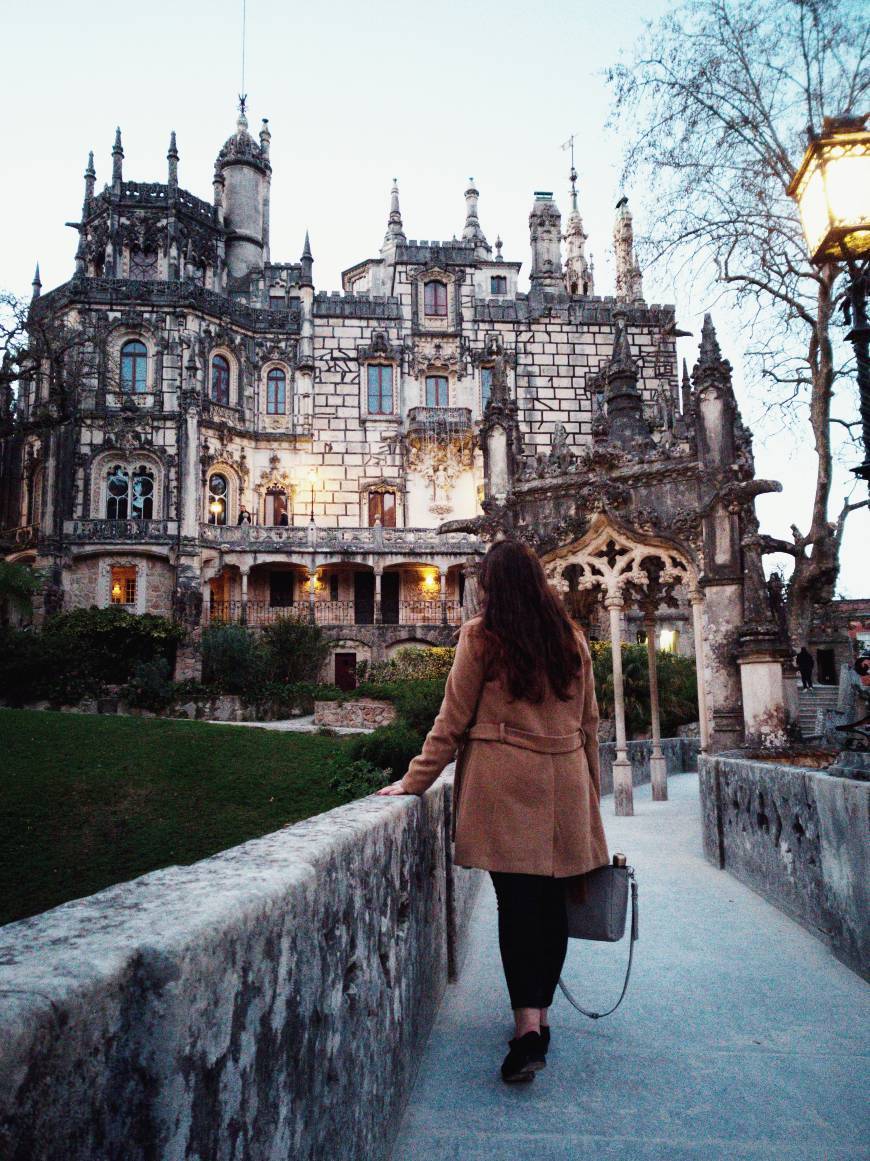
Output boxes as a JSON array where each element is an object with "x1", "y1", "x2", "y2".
[{"x1": 699, "y1": 313, "x2": 722, "y2": 365}]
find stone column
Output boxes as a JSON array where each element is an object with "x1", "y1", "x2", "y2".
[
  {"x1": 201, "y1": 578, "x2": 211, "y2": 625},
  {"x1": 690, "y1": 590, "x2": 711, "y2": 754},
  {"x1": 606, "y1": 594, "x2": 633, "y2": 816},
  {"x1": 645, "y1": 615, "x2": 668, "y2": 800},
  {"x1": 439, "y1": 567, "x2": 447, "y2": 625},
  {"x1": 374, "y1": 567, "x2": 382, "y2": 625},
  {"x1": 308, "y1": 567, "x2": 316, "y2": 624},
  {"x1": 240, "y1": 568, "x2": 249, "y2": 626}
]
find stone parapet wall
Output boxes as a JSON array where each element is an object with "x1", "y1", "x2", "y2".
[
  {"x1": 698, "y1": 754, "x2": 869, "y2": 979},
  {"x1": 314, "y1": 698, "x2": 397, "y2": 729},
  {"x1": 0, "y1": 770, "x2": 482, "y2": 1161},
  {"x1": 598, "y1": 737, "x2": 700, "y2": 798}
]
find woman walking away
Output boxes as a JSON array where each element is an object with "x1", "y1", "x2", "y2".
[{"x1": 378, "y1": 538, "x2": 609, "y2": 1083}]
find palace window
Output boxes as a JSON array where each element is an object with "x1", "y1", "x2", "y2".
[
  {"x1": 425, "y1": 375, "x2": 448, "y2": 407},
  {"x1": 267, "y1": 367, "x2": 286, "y2": 415},
  {"x1": 490, "y1": 275, "x2": 507, "y2": 295},
  {"x1": 367, "y1": 365, "x2": 393, "y2": 414},
  {"x1": 264, "y1": 487, "x2": 290, "y2": 526},
  {"x1": 207, "y1": 473, "x2": 228, "y2": 526},
  {"x1": 368, "y1": 490, "x2": 396, "y2": 527},
  {"x1": 129, "y1": 249, "x2": 158, "y2": 280},
  {"x1": 211, "y1": 355, "x2": 230, "y2": 404},
  {"x1": 423, "y1": 281, "x2": 448, "y2": 317},
  {"x1": 106, "y1": 465, "x2": 154, "y2": 520},
  {"x1": 481, "y1": 366, "x2": 493, "y2": 410},
  {"x1": 110, "y1": 566, "x2": 137, "y2": 607},
  {"x1": 120, "y1": 340, "x2": 147, "y2": 393}
]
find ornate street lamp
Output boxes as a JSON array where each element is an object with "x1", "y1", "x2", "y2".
[{"x1": 787, "y1": 112, "x2": 870, "y2": 484}]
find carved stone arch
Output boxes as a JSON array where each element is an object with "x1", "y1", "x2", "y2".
[{"x1": 540, "y1": 512, "x2": 699, "y2": 608}]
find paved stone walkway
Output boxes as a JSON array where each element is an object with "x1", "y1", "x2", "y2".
[{"x1": 393, "y1": 774, "x2": 869, "y2": 1161}]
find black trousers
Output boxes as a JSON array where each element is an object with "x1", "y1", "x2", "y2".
[{"x1": 489, "y1": 871, "x2": 569, "y2": 1010}]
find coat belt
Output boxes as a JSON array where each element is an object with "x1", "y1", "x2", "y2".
[{"x1": 467, "y1": 722, "x2": 585, "y2": 754}]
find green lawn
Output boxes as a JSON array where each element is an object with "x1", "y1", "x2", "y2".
[{"x1": 0, "y1": 709, "x2": 353, "y2": 927}]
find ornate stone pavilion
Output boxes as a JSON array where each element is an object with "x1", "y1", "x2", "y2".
[{"x1": 0, "y1": 103, "x2": 788, "y2": 743}]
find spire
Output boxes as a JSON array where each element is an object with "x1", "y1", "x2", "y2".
[
  {"x1": 462, "y1": 179, "x2": 490, "y2": 255},
  {"x1": 259, "y1": 118, "x2": 271, "y2": 158},
  {"x1": 494, "y1": 235, "x2": 503, "y2": 263},
  {"x1": 613, "y1": 196, "x2": 643, "y2": 303},
  {"x1": 607, "y1": 318, "x2": 638, "y2": 381},
  {"x1": 83, "y1": 151, "x2": 96, "y2": 216},
  {"x1": 698, "y1": 313, "x2": 722, "y2": 365},
  {"x1": 383, "y1": 178, "x2": 406, "y2": 248},
  {"x1": 31, "y1": 263, "x2": 41, "y2": 299},
  {"x1": 564, "y1": 165, "x2": 593, "y2": 297},
  {"x1": 604, "y1": 314, "x2": 651, "y2": 448},
  {"x1": 167, "y1": 130, "x2": 178, "y2": 189},
  {"x1": 300, "y1": 231, "x2": 314, "y2": 287},
  {"x1": 680, "y1": 357, "x2": 692, "y2": 414},
  {"x1": 111, "y1": 127, "x2": 124, "y2": 187}
]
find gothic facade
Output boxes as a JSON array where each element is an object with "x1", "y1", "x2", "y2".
[{"x1": 0, "y1": 104, "x2": 782, "y2": 732}]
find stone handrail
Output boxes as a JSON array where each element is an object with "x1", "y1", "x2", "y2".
[
  {"x1": 63, "y1": 518, "x2": 179, "y2": 542},
  {"x1": 0, "y1": 769, "x2": 480, "y2": 1161},
  {"x1": 200, "y1": 523, "x2": 481, "y2": 554}
]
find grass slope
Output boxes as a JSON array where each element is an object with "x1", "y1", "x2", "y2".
[{"x1": 0, "y1": 709, "x2": 352, "y2": 926}]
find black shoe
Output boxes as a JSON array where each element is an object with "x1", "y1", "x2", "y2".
[{"x1": 501, "y1": 1031, "x2": 546, "y2": 1083}]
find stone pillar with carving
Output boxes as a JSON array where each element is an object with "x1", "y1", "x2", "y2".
[
  {"x1": 691, "y1": 315, "x2": 746, "y2": 750},
  {"x1": 644, "y1": 614, "x2": 668, "y2": 800},
  {"x1": 480, "y1": 338, "x2": 521, "y2": 504},
  {"x1": 606, "y1": 594, "x2": 634, "y2": 816}
]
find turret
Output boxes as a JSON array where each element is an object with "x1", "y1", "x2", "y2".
[
  {"x1": 564, "y1": 167, "x2": 593, "y2": 296},
  {"x1": 529, "y1": 192, "x2": 564, "y2": 295},
  {"x1": 213, "y1": 101, "x2": 272, "y2": 282},
  {"x1": 31, "y1": 263, "x2": 41, "y2": 300},
  {"x1": 462, "y1": 180, "x2": 490, "y2": 259},
  {"x1": 111, "y1": 127, "x2": 124, "y2": 191},
  {"x1": 613, "y1": 196, "x2": 643, "y2": 303}
]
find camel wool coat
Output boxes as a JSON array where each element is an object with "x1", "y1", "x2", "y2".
[{"x1": 401, "y1": 615, "x2": 610, "y2": 878}]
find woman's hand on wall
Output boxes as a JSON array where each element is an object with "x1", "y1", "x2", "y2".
[{"x1": 377, "y1": 779, "x2": 412, "y2": 796}]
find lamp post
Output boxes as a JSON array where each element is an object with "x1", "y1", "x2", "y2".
[
  {"x1": 787, "y1": 112, "x2": 870, "y2": 487},
  {"x1": 307, "y1": 468, "x2": 318, "y2": 523}
]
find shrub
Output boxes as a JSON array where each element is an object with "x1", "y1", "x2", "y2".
[
  {"x1": 123, "y1": 658, "x2": 175, "y2": 712},
  {"x1": 42, "y1": 606, "x2": 184, "y2": 685},
  {"x1": 590, "y1": 641, "x2": 697, "y2": 737},
  {"x1": 201, "y1": 623, "x2": 265, "y2": 693},
  {"x1": 347, "y1": 720, "x2": 425, "y2": 781},
  {"x1": 328, "y1": 758, "x2": 392, "y2": 802},
  {"x1": 260, "y1": 615, "x2": 331, "y2": 684},
  {"x1": 360, "y1": 645, "x2": 455, "y2": 684}
]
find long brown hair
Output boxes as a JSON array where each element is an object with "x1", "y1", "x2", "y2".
[{"x1": 477, "y1": 538, "x2": 582, "y2": 703}]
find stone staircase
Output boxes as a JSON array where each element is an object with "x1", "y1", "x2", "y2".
[{"x1": 798, "y1": 684, "x2": 841, "y2": 738}]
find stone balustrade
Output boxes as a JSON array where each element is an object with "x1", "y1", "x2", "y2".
[{"x1": 63, "y1": 518, "x2": 179, "y2": 543}]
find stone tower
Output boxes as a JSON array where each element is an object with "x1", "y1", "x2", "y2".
[
  {"x1": 563, "y1": 168, "x2": 593, "y2": 297},
  {"x1": 214, "y1": 103, "x2": 272, "y2": 283},
  {"x1": 528, "y1": 192, "x2": 563, "y2": 294},
  {"x1": 613, "y1": 196, "x2": 644, "y2": 304}
]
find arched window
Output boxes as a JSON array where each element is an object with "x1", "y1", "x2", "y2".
[
  {"x1": 423, "y1": 281, "x2": 448, "y2": 317},
  {"x1": 106, "y1": 466, "x2": 130, "y2": 519},
  {"x1": 120, "y1": 340, "x2": 147, "y2": 393},
  {"x1": 131, "y1": 467, "x2": 154, "y2": 519},
  {"x1": 106, "y1": 464, "x2": 155, "y2": 520},
  {"x1": 267, "y1": 367, "x2": 286, "y2": 415},
  {"x1": 211, "y1": 355, "x2": 230, "y2": 404},
  {"x1": 207, "y1": 473, "x2": 229, "y2": 526},
  {"x1": 425, "y1": 375, "x2": 449, "y2": 407}
]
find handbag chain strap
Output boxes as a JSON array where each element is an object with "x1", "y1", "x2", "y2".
[{"x1": 557, "y1": 869, "x2": 639, "y2": 1020}]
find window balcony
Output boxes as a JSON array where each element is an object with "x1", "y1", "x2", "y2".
[
  {"x1": 64, "y1": 519, "x2": 178, "y2": 543},
  {"x1": 406, "y1": 407, "x2": 472, "y2": 438}
]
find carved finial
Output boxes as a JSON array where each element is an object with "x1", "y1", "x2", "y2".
[
  {"x1": 699, "y1": 313, "x2": 722, "y2": 365},
  {"x1": 111, "y1": 127, "x2": 124, "y2": 185},
  {"x1": 167, "y1": 131, "x2": 179, "y2": 190},
  {"x1": 495, "y1": 235, "x2": 503, "y2": 262},
  {"x1": 608, "y1": 320, "x2": 638, "y2": 379},
  {"x1": 85, "y1": 150, "x2": 95, "y2": 178},
  {"x1": 384, "y1": 178, "x2": 406, "y2": 247},
  {"x1": 259, "y1": 118, "x2": 271, "y2": 156}
]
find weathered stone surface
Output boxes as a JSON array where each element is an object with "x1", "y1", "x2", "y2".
[
  {"x1": 313, "y1": 698, "x2": 397, "y2": 729},
  {"x1": 0, "y1": 768, "x2": 481, "y2": 1161},
  {"x1": 698, "y1": 753, "x2": 869, "y2": 979}
]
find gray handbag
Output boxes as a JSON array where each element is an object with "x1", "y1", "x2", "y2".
[{"x1": 558, "y1": 854, "x2": 639, "y2": 1019}]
